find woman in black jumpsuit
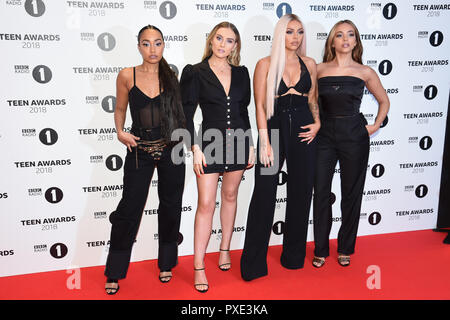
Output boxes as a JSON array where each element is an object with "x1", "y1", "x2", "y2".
[
  {"x1": 240, "y1": 14, "x2": 320, "y2": 281},
  {"x1": 104, "y1": 25, "x2": 186, "y2": 294},
  {"x1": 312, "y1": 20, "x2": 389, "y2": 268}
]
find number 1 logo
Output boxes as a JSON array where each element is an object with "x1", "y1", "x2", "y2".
[
  {"x1": 276, "y1": 3, "x2": 292, "y2": 18},
  {"x1": 97, "y1": 33, "x2": 116, "y2": 51},
  {"x1": 32, "y1": 65, "x2": 52, "y2": 84},
  {"x1": 45, "y1": 187, "x2": 63, "y2": 204},
  {"x1": 159, "y1": 1, "x2": 177, "y2": 19},
  {"x1": 50, "y1": 243, "x2": 68, "y2": 259},
  {"x1": 25, "y1": 0, "x2": 46, "y2": 17}
]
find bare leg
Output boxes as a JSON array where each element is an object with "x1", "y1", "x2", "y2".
[
  {"x1": 218, "y1": 169, "x2": 245, "y2": 269},
  {"x1": 194, "y1": 172, "x2": 220, "y2": 291}
]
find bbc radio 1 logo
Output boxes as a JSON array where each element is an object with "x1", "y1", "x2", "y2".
[
  {"x1": 25, "y1": 0, "x2": 46, "y2": 17},
  {"x1": 97, "y1": 32, "x2": 116, "y2": 51},
  {"x1": 419, "y1": 136, "x2": 432, "y2": 150},
  {"x1": 415, "y1": 184, "x2": 428, "y2": 198},
  {"x1": 272, "y1": 221, "x2": 284, "y2": 235},
  {"x1": 32, "y1": 65, "x2": 52, "y2": 83},
  {"x1": 429, "y1": 31, "x2": 444, "y2": 47},
  {"x1": 382, "y1": 3, "x2": 397, "y2": 19},
  {"x1": 105, "y1": 154, "x2": 123, "y2": 171},
  {"x1": 378, "y1": 60, "x2": 393, "y2": 76},
  {"x1": 276, "y1": 3, "x2": 292, "y2": 17},
  {"x1": 45, "y1": 187, "x2": 63, "y2": 204},
  {"x1": 39, "y1": 128, "x2": 58, "y2": 145},
  {"x1": 50, "y1": 243, "x2": 68, "y2": 259},
  {"x1": 368, "y1": 212, "x2": 381, "y2": 225},
  {"x1": 102, "y1": 95, "x2": 116, "y2": 113},
  {"x1": 371, "y1": 164, "x2": 385, "y2": 178},
  {"x1": 418, "y1": 30, "x2": 444, "y2": 47},
  {"x1": 160, "y1": 1, "x2": 177, "y2": 19},
  {"x1": 408, "y1": 136, "x2": 433, "y2": 150},
  {"x1": 424, "y1": 85, "x2": 438, "y2": 100}
]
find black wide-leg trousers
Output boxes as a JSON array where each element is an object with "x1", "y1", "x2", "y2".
[
  {"x1": 241, "y1": 109, "x2": 316, "y2": 281},
  {"x1": 313, "y1": 113, "x2": 370, "y2": 258},
  {"x1": 104, "y1": 146, "x2": 185, "y2": 280}
]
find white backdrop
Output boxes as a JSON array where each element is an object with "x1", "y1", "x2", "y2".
[{"x1": 0, "y1": 0, "x2": 449, "y2": 277}]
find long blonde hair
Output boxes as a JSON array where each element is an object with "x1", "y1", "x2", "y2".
[
  {"x1": 323, "y1": 20, "x2": 363, "y2": 64},
  {"x1": 265, "y1": 14, "x2": 306, "y2": 119},
  {"x1": 202, "y1": 21, "x2": 241, "y2": 66}
]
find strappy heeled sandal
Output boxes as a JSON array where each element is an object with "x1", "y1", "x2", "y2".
[
  {"x1": 218, "y1": 249, "x2": 231, "y2": 271},
  {"x1": 312, "y1": 256, "x2": 326, "y2": 268},
  {"x1": 159, "y1": 270, "x2": 172, "y2": 283},
  {"x1": 105, "y1": 278, "x2": 119, "y2": 295},
  {"x1": 338, "y1": 255, "x2": 351, "y2": 267},
  {"x1": 194, "y1": 268, "x2": 209, "y2": 293}
]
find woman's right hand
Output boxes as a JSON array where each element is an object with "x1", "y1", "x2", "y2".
[
  {"x1": 259, "y1": 140, "x2": 274, "y2": 167},
  {"x1": 192, "y1": 147, "x2": 206, "y2": 177},
  {"x1": 117, "y1": 131, "x2": 140, "y2": 152}
]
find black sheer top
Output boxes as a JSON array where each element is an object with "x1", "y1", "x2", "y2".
[
  {"x1": 128, "y1": 67, "x2": 161, "y2": 128},
  {"x1": 318, "y1": 76, "x2": 365, "y2": 117},
  {"x1": 277, "y1": 56, "x2": 311, "y2": 96}
]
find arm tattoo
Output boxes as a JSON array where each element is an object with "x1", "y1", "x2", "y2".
[{"x1": 308, "y1": 101, "x2": 320, "y2": 122}]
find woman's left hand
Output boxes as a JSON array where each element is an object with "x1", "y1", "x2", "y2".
[{"x1": 299, "y1": 122, "x2": 321, "y2": 144}]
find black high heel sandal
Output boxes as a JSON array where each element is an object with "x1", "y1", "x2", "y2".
[
  {"x1": 105, "y1": 278, "x2": 119, "y2": 295},
  {"x1": 194, "y1": 268, "x2": 209, "y2": 293},
  {"x1": 159, "y1": 270, "x2": 172, "y2": 283},
  {"x1": 218, "y1": 249, "x2": 231, "y2": 271}
]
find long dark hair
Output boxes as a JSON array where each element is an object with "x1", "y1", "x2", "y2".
[{"x1": 137, "y1": 25, "x2": 186, "y2": 142}]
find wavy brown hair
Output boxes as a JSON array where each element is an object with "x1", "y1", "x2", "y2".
[
  {"x1": 323, "y1": 20, "x2": 363, "y2": 64},
  {"x1": 202, "y1": 21, "x2": 241, "y2": 66}
]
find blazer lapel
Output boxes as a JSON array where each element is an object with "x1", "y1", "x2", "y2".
[{"x1": 199, "y1": 59, "x2": 225, "y2": 93}]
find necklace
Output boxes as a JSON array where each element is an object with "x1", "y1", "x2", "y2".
[{"x1": 210, "y1": 61, "x2": 229, "y2": 73}]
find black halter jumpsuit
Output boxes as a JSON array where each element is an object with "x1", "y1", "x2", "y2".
[{"x1": 241, "y1": 57, "x2": 317, "y2": 281}]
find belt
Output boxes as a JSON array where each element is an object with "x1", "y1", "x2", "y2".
[
  {"x1": 322, "y1": 112, "x2": 360, "y2": 119},
  {"x1": 134, "y1": 139, "x2": 167, "y2": 168},
  {"x1": 131, "y1": 126, "x2": 161, "y2": 141}
]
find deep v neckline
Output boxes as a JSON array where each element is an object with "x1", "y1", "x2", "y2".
[
  {"x1": 207, "y1": 61, "x2": 233, "y2": 97},
  {"x1": 281, "y1": 55, "x2": 305, "y2": 89}
]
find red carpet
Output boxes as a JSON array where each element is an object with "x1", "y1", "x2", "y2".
[{"x1": 1, "y1": 229, "x2": 449, "y2": 300}]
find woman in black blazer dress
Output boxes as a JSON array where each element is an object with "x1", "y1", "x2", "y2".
[{"x1": 180, "y1": 22, "x2": 254, "y2": 293}]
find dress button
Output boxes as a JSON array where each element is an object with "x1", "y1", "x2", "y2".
[
  {"x1": 227, "y1": 96, "x2": 230, "y2": 100},
  {"x1": 227, "y1": 109, "x2": 230, "y2": 112},
  {"x1": 227, "y1": 121, "x2": 230, "y2": 124}
]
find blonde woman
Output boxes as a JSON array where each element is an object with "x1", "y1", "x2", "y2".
[
  {"x1": 180, "y1": 22, "x2": 254, "y2": 292},
  {"x1": 240, "y1": 14, "x2": 320, "y2": 281},
  {"x1": 312, "y1": 20, "x2": 389, "y2": 268}
]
